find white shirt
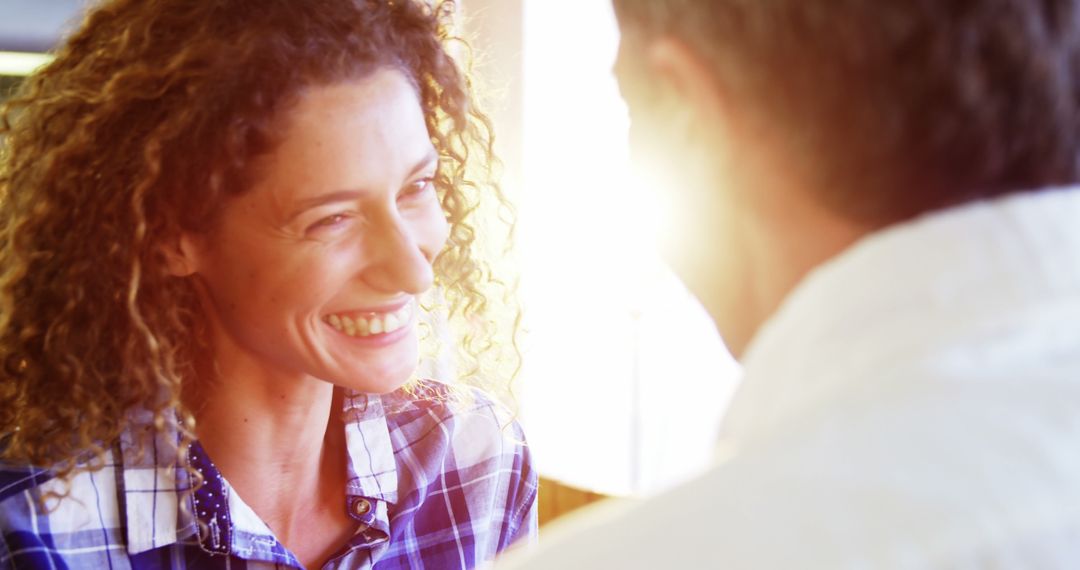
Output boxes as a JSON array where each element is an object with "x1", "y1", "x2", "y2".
[{"x1": 499, "y1": 188, "x2": 1080, "y2": 569}]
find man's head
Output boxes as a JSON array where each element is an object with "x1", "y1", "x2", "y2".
[{"x1": 613, "y1": 0, "x2": 1080, "y2": 355}]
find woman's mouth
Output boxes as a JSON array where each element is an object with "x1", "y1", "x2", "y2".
[{"x1": 323, "y1": 301, "x2": 413, "y2": 337}]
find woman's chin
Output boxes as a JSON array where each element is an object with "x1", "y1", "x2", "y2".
[
  {"x1": 324, "y1": 326, "x2": 422, "y2": 394},
  {"x1": 349, "y1": 373, "x2": 414, "y2": 395},
  {"x1": 332, "y1": 356, "x2": 419, "y2": 395}
]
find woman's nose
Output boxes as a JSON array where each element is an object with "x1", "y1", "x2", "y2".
[{"x1": 362, "y1": 212, "x2": 436, "y2": 294}]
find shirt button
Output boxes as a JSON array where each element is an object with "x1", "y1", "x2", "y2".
[{"x1": 351, "y1": 498, "x2": 372, "y2": 517}]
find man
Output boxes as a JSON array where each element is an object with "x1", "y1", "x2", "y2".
[{"x1": 501, "y1": 0, "x2": 1080, "y2": 567}]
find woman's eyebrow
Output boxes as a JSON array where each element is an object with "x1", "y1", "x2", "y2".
[
  {"x1": 408, "y1": 149, "x2": 440, "y2": 177},
  {"x1": 286, "y1": 150, "x2": 439, "y2": 222}
]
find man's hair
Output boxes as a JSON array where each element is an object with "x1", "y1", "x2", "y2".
[{"x1": 614, "y1": 0, "x2": 1080, "y2": 224}]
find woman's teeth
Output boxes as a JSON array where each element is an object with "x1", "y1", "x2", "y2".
[{"x1": 325, "y1": 303, "x2": 412, "y2": 337}]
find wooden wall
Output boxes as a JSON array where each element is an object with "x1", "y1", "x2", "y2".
[{"x1": 537, "y1": 477, "x2": 611, "y2": 527}]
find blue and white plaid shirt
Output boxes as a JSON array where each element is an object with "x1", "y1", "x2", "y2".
[{"x1": 0, "y1": 380, "x2": 537, "y2": 569}]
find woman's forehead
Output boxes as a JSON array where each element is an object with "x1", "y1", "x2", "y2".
[{"x1": 240, "y1": 71, "x2": 437, "y2": 210}]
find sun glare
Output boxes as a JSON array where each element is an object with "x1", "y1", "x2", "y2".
[{"x1": 516, "y1": 0, "x2": 740, "y2": 496}]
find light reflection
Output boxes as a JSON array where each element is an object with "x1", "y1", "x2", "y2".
[
  {"x1": 0, "y1": 51, "x2": 52, "y2": 76},
  {"x1": 517, "y1": 0, "x2": 739, "y2": 496}
]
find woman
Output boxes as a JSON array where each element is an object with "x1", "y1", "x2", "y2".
[{"x1": 0, "y1": 1, "x2": 535, "y2": 568}]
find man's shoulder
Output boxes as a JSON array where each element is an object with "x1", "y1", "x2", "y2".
[
  {"x1": 498, "y1": 452, "x2": 908, "y2": 569},
  {"x1": 502, "y1": 393, "x2": 1080, "y2": 569}
]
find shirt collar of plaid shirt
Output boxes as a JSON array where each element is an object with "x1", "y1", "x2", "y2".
[{"x1": 119, "y1": 389, "x2": 400, "y2": 562}]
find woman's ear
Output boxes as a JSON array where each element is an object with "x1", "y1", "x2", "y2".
[{"x1": 161, "y1": 232, "x2": 202, "y2": 277}]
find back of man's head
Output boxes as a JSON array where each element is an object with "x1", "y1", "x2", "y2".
[{"x1": 614, "y1": 0, "x2": 1080, "y2": 225}]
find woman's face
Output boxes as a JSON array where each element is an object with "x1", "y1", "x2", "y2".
[{"x1": 183, "y1": 68, "x2": 449, "y2": 394}]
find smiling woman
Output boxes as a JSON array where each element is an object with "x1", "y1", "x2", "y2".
[
  {"x1": 173, "y1": 74, "x2": 449, "y2": 398},
  {"x1": 0, "y1": 1, "x2": 535, "y2": 569}
]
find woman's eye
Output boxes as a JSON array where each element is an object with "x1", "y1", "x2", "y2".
[
  {"x1": 308, "y1": 213, "x2": 351, "y2": 231},
  {"x1": 400, "y1": 177, "x2": 435, "y2": 201}
]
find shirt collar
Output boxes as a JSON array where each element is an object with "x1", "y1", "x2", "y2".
[
  {"x1": 119, "y1": 389, "x2": 402, "y2": 558},
  {"x1": 725, "y1": 187, "x2": 1080, "y2": 445},
  {"x1": 117, "y1": 407, "x2": 195, "y2": 556},
  {"x1": 341, "y1": 390, "x2": 400, "y2": 504}
]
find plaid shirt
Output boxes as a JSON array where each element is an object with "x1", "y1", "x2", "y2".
[{"x1": 0, "y1": 380, "x2": 537, "y2": 569}]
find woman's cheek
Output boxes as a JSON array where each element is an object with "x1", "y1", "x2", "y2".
[{"x1": 414, "y1": 204, "x2": 451, "y2": 255}]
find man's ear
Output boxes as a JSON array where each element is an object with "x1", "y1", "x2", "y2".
[
  {"x1": 161, "y1": 232, "x2": 202, "y2": 277},
  {"x1": 645, "y1": 37, "x2": 727, "y2": 130}
]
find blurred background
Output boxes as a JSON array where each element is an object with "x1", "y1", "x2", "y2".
[{"x1": 1, "y1": 0, "x2": 741, "y2": 525}]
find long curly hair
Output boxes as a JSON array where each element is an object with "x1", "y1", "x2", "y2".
[{"x1": 0, "y1": 0, "x2": 518, "y2": 480}]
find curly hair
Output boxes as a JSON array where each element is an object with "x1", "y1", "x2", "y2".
[
  {"x1": 615, "y1": 0, "x2": 1080, "y2": 224},
  {"x1": 0, "y1": 0, "x2": 518, "y2": 481}
]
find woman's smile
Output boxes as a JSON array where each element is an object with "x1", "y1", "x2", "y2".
[{"x1": 324, "y1": 297, "x2": 415, "y2": 340}]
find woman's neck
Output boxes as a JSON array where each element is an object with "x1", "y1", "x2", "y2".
[
  {"x1": 189, "y1": 359, "x2": 358, "y2": 567},
  {"x1": 196, "y1": 376, "x2": 335, "y2": 487},
  {"x1": 187, "y1": 346, "x2": 348, "y2": 525}
]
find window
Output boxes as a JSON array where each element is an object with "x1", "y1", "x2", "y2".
[{"x1": 509, "y1": 0, "x2": 741, "y2": 496}]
